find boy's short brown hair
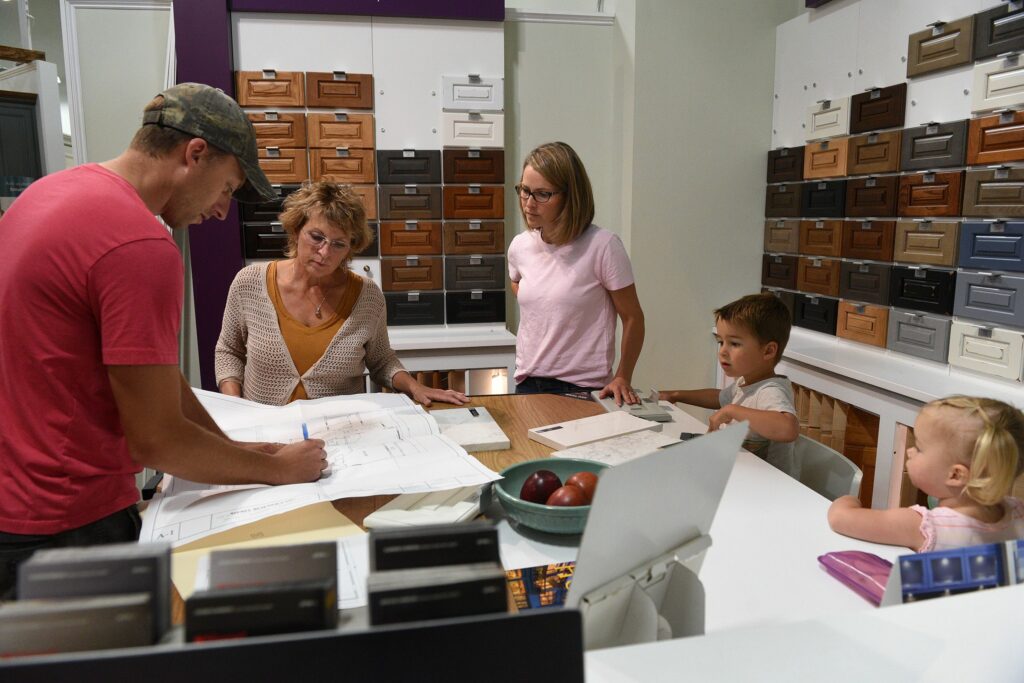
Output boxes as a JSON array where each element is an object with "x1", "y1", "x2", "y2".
[{"x1": 714, "y1": 293, "x2": 792, "y2": 363}]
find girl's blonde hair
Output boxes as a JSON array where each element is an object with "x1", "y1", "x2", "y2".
[
  {"x1": 927, "y1": 396, "x2": 1024, "y2": 506},
  {"x1": 279, "y1": 181, "x2": 372, "y2": 268},
  {"x1": 519, "y1": 142, "x2": 595, "y2": 246}
]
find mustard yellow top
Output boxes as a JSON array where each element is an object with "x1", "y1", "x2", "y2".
[{"x1": 266, "y1": 261, "x2": 364, "y2": 402}]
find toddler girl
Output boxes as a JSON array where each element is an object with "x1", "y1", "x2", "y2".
[{"x1": 828, "y1": 396, "x2": 1024, "y2": 552}]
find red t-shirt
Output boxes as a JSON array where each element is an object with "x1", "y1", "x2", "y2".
[{"x1": 0, "y1": 164, "x2": 183, "y2": 535}]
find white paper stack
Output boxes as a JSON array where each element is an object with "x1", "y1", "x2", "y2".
[
  {"x1": 527, "y1": 411, "x2": 662, "y2": 450},
  {"x1": 551, "y1": 430, "x2": 681, "y2": 467}
]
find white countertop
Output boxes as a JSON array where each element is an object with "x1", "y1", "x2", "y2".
[{"x1": 387, "y1": 324, "x2": 515, "y2": 351}]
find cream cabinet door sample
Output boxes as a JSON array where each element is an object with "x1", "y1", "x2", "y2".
[
  {"x1": 441, "y1": 75, "x2": 503, "y2": 112},
  {"x1": 440, "y1": 112, "x2": 504, "y2": 149},
  {"x1": 805, "y1": 97, "x2": 850, "y2": 141},
  {"x1": 972, "y1": 54, "x2": 1024, "y2": 113}
]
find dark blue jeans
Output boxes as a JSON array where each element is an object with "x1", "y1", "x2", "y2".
[
  {"x1": 0, "y1": 505, "x2": 141, "y2": 600},
  {"x1": 515, "y1": 376, "x2": 598, "y2": 399}
]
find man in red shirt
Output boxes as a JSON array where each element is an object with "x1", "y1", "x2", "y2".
[{"x1": 0, "y1": 83, "x2": 327, "y2": 598}]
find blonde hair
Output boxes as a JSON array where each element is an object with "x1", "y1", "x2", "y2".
[
  {"x1": 926, "y1": 396, "x2": 1024, "y2": 506},
  {"x1": 519, "y1": 141, "x2": 595, "y2": 246},
  {"x1": 278, "y1": 181, "x2": 371, "y2": 268}
]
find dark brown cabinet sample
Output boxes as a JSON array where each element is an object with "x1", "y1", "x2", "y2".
[
  {"x1": 443, "y1": 149, "x2": 505, "y2": 184},
  {"x1": 839, "y1": 261, "x2": 892, "y2": 306},
  {"x1": 897, "y1": 171, "x2": 963, "y2": 217},
  {"x1": 379, "y1": 186, "x2": 442, "y2": 220},
  {"x1": 837, "y1": 301, "x2": 889, "y2": 348},
  {"x1": 304, "y1": 72, "x2": 373, "y2": 109},
  {"x1": 444, "y1": 256, "x2": 506, "y2": 291},
  {"x1": 967, "y1": 111, "x2": 1024, "y2": 165},
  {"x1": 444, "y1": 221, "x2": 505, "y2": 255},
  {"x1": 798, "y1": 220, "x2": 843, "y2": 257},
  {"x1": 973, "y1": 4, "x2": 1024, "y2": 62},
  {"x1": 765, "y1": 184, "x2": 803, "y2": 218},
  {"x1": 894, "y1": 221, "x2": 959, "y2": 267},
  {"x1": 235, "y1": 70, "x2": 304, "y2": 106},
  {"x1": 307, "y1": 113, "x2": 374, "y2": 149},
  {"x1": 797, "y1": 257, "x2": 841, "y2": 297},
  {"x1": 906, "y1": 16, "x2": 975, "y2": 78},
  {"x1": 242, "y1": 223, "x2": 288, "y2": 260},
  {"x1": 762, "y1": 288, "x2": 796, "y2": 319},
  {"x1": 849, "y1": 83, "x2": 907, "y2": 134},
  {"x1": 963, "y1": 168, "x2": 1024, "y2": 217},
  {"x1": 800, "y1": 180, "x2": 847, "y2": 218},
  {"x1": 845, "y1": 175, "x2": 898, "y2": 217},
  {"x1": 310, "y1": 148, "x2": 375, "y2": 184},
  {"x1": 761, "y1": 254, "x2": 798, "y2": 289},
  {"x1": 257, "y1": 148, "x2": 309, "y2": 184},
  {"x1": 443, "y1": 186, "x2": 504, "y2": 220},
  {"x1": 841, "y1": 220, "x2": 895, "y2": 261},
  {"x1": 764, "y1": 220, "x2": 800, "y2": 254},
  {"x1": 766, "y1": 146, "x2": 805, "y2": 183},
  {"x1": 376, "y1": 150, "x2": 442, "y2": 185},
  {"x1": 446, "y1": 291, "x2": 506, "y2": 325},
  {"x1": 247, "y1": 112, "x2": 306, "y2": 148},
  {"x1": 381, "y1": 256, "x2": 443, "y2": 292},
  {"x1": 803, "y1": 138, "x2": 849, "y2": 180},
  {"x1": 379, "y1": 221, "x2": 443, "y2": 256},
  {"x1": 889, "y1": 266, "x2": 957, "y2": 314},
  {"x1": 848, "y1": 131, "x2": 901, "y2": 174},
  {"x1": 793, "y1": 294, "x2": 839, "y2": 335},
  {"x1": 241, "y1": 184, "x2": 301, "y2": 223},
  {"x1": 900, "y1": 120, "x2": 968, "y2": 171},
  {"x1": 385, "y1": 292, "x2": 445, "y2": 326}
]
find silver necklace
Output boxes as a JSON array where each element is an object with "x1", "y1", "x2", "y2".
[{"x1": 314, "y1": 291, "x2": 328, "y2": 319}]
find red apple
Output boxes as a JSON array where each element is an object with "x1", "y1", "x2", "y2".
[
  {"x1": 520, "y1": 469, "x2": 562, "y2": 504},
  {"x1": 565, "y1": 471, "x2": 598, "y2": 503},
  {"x1": 545, "y1": 485, "x2": 587, "y2": 507}
]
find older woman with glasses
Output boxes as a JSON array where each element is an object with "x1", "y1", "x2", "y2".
[
  {"x1": 215, "y1": 180, "x2": 467, "y2": 406},
  {"x1": 508, "y1": 141, "x2": 645, "y2": 406}
]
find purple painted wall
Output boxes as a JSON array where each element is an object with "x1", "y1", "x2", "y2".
[{"x1": 231, "y1": 0, "x2": 503, "y2": 21}]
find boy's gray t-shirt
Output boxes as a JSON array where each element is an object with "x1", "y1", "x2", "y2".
[{"x1": 719, "y1": 376, "x2": 798, "y2": 477}]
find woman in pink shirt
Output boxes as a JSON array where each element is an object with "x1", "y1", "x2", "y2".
[{"x1": 508, "y1": 141, "x2": 645, "y2": 406}]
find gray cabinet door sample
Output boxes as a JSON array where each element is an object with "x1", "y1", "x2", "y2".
[
  {"x1": 899, "y1": 120, "x2": 967, "y2": 171},
  {"x1": 958, "y1": 221, "x2": 1024, "y2": 272},
  {"x1": 886, "y1": 310, "x2": 952, "y2": 363},
  {"x1": 973, "y1": 5, "x2": 1024, "y2": 62},
  {"x1": 953, "y1": 271, "x2": 1024, "y2": 327}
]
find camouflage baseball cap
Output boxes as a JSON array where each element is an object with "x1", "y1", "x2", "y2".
[{"x1": 141, "y1": 82, "x2": 274, "y2": 203}]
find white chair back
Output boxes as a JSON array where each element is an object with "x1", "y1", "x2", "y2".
[{"x1": 795, "y1": 435, "x2": 862, "y2": 500}]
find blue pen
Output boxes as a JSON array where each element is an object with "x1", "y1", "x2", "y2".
[{"x1": 301, "y1": 422, "x2": 309, "y2": 440}]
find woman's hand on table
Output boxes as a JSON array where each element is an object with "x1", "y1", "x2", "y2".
[
  {"x1": 410, "y1": 386, "x2": 469, "y2": 407},
  {"x1": 599, "y1": 377, "x2": 639, "y2": 406}
]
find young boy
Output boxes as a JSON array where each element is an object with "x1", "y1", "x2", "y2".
[{"x1": 660, "y1": 293, "x2": 800, "y2": 477}]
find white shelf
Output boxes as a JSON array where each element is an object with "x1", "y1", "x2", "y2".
[{"x1": 782, "y1": 327, "x2": 1023, "y2": 408}]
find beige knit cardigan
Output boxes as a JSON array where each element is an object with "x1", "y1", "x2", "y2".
[{"x1": 214, "y1": 262, "x2": 405, "y2": 405}]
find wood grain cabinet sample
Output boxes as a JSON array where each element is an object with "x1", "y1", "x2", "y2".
[
  {"x1": 378, "y1": 186, "x2": 442, "y2": 220},
  {"x1": 797, "y1": 257, "x2": 841, "y2": 297},
  {"x1": 800, "y1": 180, "x2": 847, "y2": 218},
  {"x1": 900, "y1": 120, "x2": 968, "y2": 171},
  {"x1": 440, "y1": 112, "x2": 504, "y2": 148},
  {"x1": 240, "y1": 184, "x2": 301, "y2": 223},
  {"x1": 379, "y1": 221, "x2": 443, "y2": 256},
  {"x1": 948, "y1": 320, "x2": 1024, "y2": 381},
  {"x1": 803, "y1": 137, "x2": 849, "y2": 179},
  {"x1": 906, "y1": 16, "x2": 974, "y2": 78},
  {"x1": 242, "y1": 222, "x2": 288, "y2": 260},
  {"x1": 444, "y1": 255, "x2": 506, "y2": 290},
  {"x1": 953, "y1": 271, "x2": 1024, "y2": 328},
  {"x1": 766, "y1": 146, "x2": 804, "y2": 183},
  {"x1": 444, "y1": 221, "x2": 505, "y2": 255},
  {"x1": 376, "y1": 150, "x2": 442, "y2": 185},
  {"x1": 351, "y1": 185, "x2": 378, "y2": 222},
  {"x1": 793, "y1": 294, "x2": 839, "y2": 335},
  {"x1": 837, "y1": 301, "x2": 889, "y2": 348},
  {"x1": 958, "y1": 221, "x2": 1024, "y2": 272},
  {"x1": 443, "y1": 186, "x2": 504, "y2": 219},
  {"x1": 967, "y1": 111, "x2": 1024, "y2": 165},
  {"x1": 385, "y1": 292, "x2": 445, "y2": 326},
  {"x1": 845, "y1": 175, "x2": 898, "y2": 217},
  {"x1": 886, "y1": 310, "x2": 952, "y2": 363},
  {"x1": 307, "y1": 113, "x2": 374, "y2": 149},
  {"x1": 962, "y1": 167, "x2": 1024, "y2": 217},
  {"x1": 897, "y1": 171, "x2": 963, "y2": 217},
  {"x1": 764, "y1": 220, "x2": 800, "y2": 254},
  {"x1": 889, "y1": 266, "x2": 957, "y2": 314},
  {"x1": 304, "y1": 72, "x2": 373, "y2": 109},
  {"x1": 446, "y1": 291, "x2": 506, "y2": 325},
  {"x1": 761, "y1": 254, "x2": 798, "y2": 289},
  {"x1": 247, "y1": 112, "x2": 306, "y2": 148},
  {"x1": 973, "y1": 4, "x2": 1024, "y2": 61},
  {"x1": 381, "y1": 256, "x2": 443, "y2": 292},
  {"x1": 849, "y1": 83, "x2": 907, "y2": 134},
  {"x1": 894, "y1": 220, "x2": 960, "y2": 266},
  {"x1": 805, "y1": 97, "x2": 850, "y2": 141},
  {"x1": 310, "y1": 148, "x2": 375, "y2": 184},
  {"x1": 842, "y1": 220, "x2": 895, "y2": 261},
  {"x1": 762, "y1": 287, "x2": 796, "y2": 319},
  {"x1": 235, "y1": 70, "x2": 304, "y2": 106},
  {"x1": 441, "y1": 74, "x2": 504, "y2": 112},
  {"x1": 765, "y1": 183, "x2": 803, "y2": 218},
  {"x1": 443, "y1": 149, "x2": 505, "y2": 184},
  {"x1": 839, "y1": 262, "x2": 892, "y2": 306},
  {"x1": 798, "y1": 220, "x2": 842, "y2": 257},
  {"x1": 848, "y1": 131, "x2": 901, "y2": 175},
  {"x1": 972, "y1": 54, "x2": 1024, "y2": 113},
  {"x1": 257, "y1": 147, "x2": 308, "y2": 184}
]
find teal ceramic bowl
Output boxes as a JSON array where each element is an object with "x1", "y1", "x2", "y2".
[{"x1": 494, "y1": 458, "x2": 608, "y2": 535}]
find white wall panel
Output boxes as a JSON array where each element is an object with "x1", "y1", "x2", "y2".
[{"x1": 232, "y1": 14, "x2": 373, "y2": 72}]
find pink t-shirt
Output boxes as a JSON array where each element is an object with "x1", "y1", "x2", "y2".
[
  {"x1": 0, "y1": 164, "x2": 183, "y2": 535},
  {"x1": 508, "y1": 225, "x2": 634, "y2": 387},
  {"x1": 911, "y1": 498, "x2": 1024, "y2": 553}
]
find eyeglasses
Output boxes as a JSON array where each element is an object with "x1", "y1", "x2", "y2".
[
  {"x1": 303, "y1": 230, "x2": 349, "y2": 252},
  {"x1": 515, "y1": 184, "x2": 562, "y2": 204}
]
